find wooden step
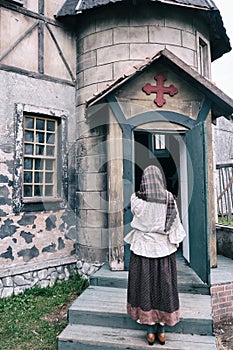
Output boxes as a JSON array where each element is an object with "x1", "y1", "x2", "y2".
[
  {"x1": 58, "y1": 324, "x2": 217, "y2": 350},
  {"x1": 68, "y1": 285, "x2": 213, "y2": 335},
  {"x1": 90, "y1": 257, "x2": 210, "y2": 295}
]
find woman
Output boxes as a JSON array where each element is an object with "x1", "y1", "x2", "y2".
[{"x1": 124, "y1": 165, "x2": 186, "y2": 345}]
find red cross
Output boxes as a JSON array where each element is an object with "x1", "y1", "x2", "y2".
[{"x1": 142, "y1": 73, "x2": 178, "y2": 107}]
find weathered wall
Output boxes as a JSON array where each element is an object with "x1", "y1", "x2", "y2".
[
  {"x1": 0, "y1": 69, "x2": 76, "y2": 273},
  {"x1": 214, "y1": 117, "x2": 233, "y2": 165},
  {"x1": 0, "y1": 0, "x2": 77, "y2": 293}
]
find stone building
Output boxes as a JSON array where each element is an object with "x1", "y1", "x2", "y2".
[{"x1": 0, "y1": 0, "x2": 233, "y2": 296}]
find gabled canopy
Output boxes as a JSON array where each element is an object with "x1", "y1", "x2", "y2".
[
  {"x1": 86, "y1": 48, "x2": 233, "y2": 120},
  {"x1": 56, "y1": 0, "x2": 231, "y2": 61}
]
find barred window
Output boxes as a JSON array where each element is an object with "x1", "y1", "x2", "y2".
[{"x1": 23, "y1": 115, "x2": 58, "y2": 199}]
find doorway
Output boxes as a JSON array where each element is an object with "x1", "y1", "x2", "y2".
[{"x1": 134, "y1": 130, "x2": 189, "y2": 260}]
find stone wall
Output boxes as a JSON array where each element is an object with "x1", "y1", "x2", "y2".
[
  {"x1": 0, "y1": 257, "x2": 102, "y2": 298},
  {"x1": 216, "y1": 225, "x2": 233, "y2": 260}
]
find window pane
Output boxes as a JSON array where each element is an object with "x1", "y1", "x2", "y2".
[
  {"x1": 46, "y1": 133, "x2": 55, "y2": 144},
  {"x1": 25, "y1": 131, "x2": 33, "y2": 142},
  {"x1": 36, "y1": 119, "x2": 45, "y2": 130},
  {"x1": 25, "y1": 144, "x2": 34, "y2": 155},
  {"x1": 34, "y1": 185, "x2": 42, "y2": 196},
  {"x1": 45, "y1": 185, "x2": 53, "y2": 196},
  {"x1": 25, "y1": 117, "x2": 34, "y2": 129},
  {"x1": 45, "y1": 172, "x2": 53, "y2": 183},
  {"x1": 45, "y1": 160, "x2": 53, "y2": 170},
  {"x1": 24, "y1": 158, "x2": 33, "y2": 170},
  {"x1": 34, "y1": 172, "x2": 43, "y2": 183},
  {"x1": 47, "y1": 120, "x2": 55, "y2": 131},
  {"x1": 35, "y1": 159, "x2": 43, "y2": 170},
  {"x1": 24, "y1": 185, "x2": 32, "y2": 197},
  {"x1": 36, "y1": 132, "x2": 44, "y2": 143},
  {"x1": 24, "y1": 172, "x2": 32, "y2": 183},
  {"x1": 36, "y1": 145, "x2": 44, "y2": 155},
  {"x1": 46, "y1": 146, "x2": 54, "y2": 156}
]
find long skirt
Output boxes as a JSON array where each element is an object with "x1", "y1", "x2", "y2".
[{"x1": 127, "y1": 251, "x2": 180, "y2": 326}]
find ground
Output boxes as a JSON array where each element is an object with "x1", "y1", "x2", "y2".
[{"x1": 214, "y1": 319, "x2": 233, "y2": 350}]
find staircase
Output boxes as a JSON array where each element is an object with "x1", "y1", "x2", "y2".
[{"x1": 57, "y1": 256, "x2": 217, "y2": 350}]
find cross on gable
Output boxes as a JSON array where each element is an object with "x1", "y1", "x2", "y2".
[{"x1": 142, "y1": 73, "x2": 178, "y2": 107}]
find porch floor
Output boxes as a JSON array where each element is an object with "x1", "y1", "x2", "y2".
[
  {"x1": 211, "y1": 254, "x2": 233, "y2": 285},
  {"x1": 91, "y1": 251, "x2": 209, "y2": 294}
]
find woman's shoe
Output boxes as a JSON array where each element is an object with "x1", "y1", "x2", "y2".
[
  {"x1": 146, "y1": 333, "x2": 155, "y2": 346},
  {"x1": 157, "y1": 324, "x2": 166, "y2": 345}
]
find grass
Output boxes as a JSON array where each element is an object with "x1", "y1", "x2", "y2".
[
  {"x1": 0, "y1": 273, "x2": 89, "y2": 350},
  {"x1": 218, "y1": 216, "x2": 233, "y2": 226}
]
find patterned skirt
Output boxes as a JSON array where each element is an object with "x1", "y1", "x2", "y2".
[{"x1": 127, "y1": 251, "x2": 180, "y2": 326}]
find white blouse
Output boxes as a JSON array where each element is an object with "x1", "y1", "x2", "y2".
[{"x1": 124, "y1": 193, "x2": 186, "y2": 258}]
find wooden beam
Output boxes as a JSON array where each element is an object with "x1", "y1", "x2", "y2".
[
  {"x1": 38, "y1": 20, "x2": 44, "y2": 74},
  {"x1": 0, "y1": 21, "x2": 38, "y2": 62},
  {"x1": 0, "y1": 63, "x2": 75, "y2": 86},
  {"x1": 0, "y1": 0, "x2": 64, "y2": 27},
  {"x1": 45, "y1": 23, "x2": 75, "y2": 82}
]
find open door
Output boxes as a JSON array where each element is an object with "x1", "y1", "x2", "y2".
[{"x1": 186, "y1": 122, "x2": 210, "y2": 285}]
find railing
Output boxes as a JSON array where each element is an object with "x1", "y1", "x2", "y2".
[{"x1": 216, "y1": 163, "x2": 233, "y2": 225}]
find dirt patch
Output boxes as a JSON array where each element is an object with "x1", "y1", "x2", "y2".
[
  {"x1": 41, "y1": 296, "x2": 76, "y2": 325},
  {"x1": 215, "y1": 319, "x2": 233, "y2": 350}
]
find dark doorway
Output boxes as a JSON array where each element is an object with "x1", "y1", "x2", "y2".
[{"x1": 134, "y1": 131, "x2": 180, "y2": 199}]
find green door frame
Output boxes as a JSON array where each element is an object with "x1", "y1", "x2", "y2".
[{"x1": 107, "y1": 95, "x2": 211, "y2": 284}]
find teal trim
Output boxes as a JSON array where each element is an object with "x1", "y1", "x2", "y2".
[
  {"x1": 129, "y1": 111, "x2": 196, "y2": 129},
  {"x1": 197, "y1": 99, "x2": 211, "y2": 123},
  {"x1": 106, "y1": 95, "x2": 127, "y2": 129}
]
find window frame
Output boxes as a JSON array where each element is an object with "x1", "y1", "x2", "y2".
[
  {"x1": 13, "y1": 104, "x2": 68, "y2": 213},
  {"x1": 197, "y1": 34, "x2": 211, "y2": 78}
]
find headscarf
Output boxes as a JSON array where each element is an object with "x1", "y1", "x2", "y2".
[{"x1": 136, "y1": 165, "x2": 177, "y2": 231}]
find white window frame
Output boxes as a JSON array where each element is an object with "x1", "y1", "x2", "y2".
[
  {"x1": 197, "y1": 34, "x2": 211, "y2": 78},
  {"x1": 13, "y1": 104, "x2": 67, "y2": 212}
]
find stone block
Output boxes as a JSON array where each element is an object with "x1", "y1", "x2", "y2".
[
  {"x1": 113, "y1": 26, "x2": 148, "y2": 44},
  {"x1": 166, "y1": 45, "x2": 196, "y2": 67},
  {"x1": 2, "y1": 276, "x2": 13, "y2": 287},
  {"x1": 113, "y1": 59, "x2": 141, "y2": 79},
  {"x1": 130, "y1": 43, "x2": 164, "y2": 60},
  {"x1": 84, "y1": 64, "x2": 113, "y2": 86},
  {"x1": 77, "y1": 51, "x2": 97, "y2": 72},
  {"x1": 77, "y1": 172, "x2": 107, "y2": 192},
  {"x1": 76, "y1": 84, "x2": 98, "y2": 106},
  {"x1": 149, "y1": 26, "x2": 181, "y2": 46},
  {"x1": 2, "y1": 287, "x2": 14, "y2": 298},
  {"x1": 83, "y1": 30, "x2": 113, "y2": 53},
  {"x1": 97, "y1": 44, "x2": 130, "y2": 66},
  {"x1": 77, "y1": 154, "x2": 107, "y2": 174},
  {"x1": 14, "y1": 275, "x2": 27, "y2": 286},
  {"x1": 38, "y1": 269, "x2": 48, "y2": 280},
  {"x1": 182, "y1": 31, "x2": 196, "y2": 50}
]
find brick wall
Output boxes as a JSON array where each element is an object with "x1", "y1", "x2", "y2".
[{"x1": 211, "y1": 282, "x2": 233, "y2": 324}]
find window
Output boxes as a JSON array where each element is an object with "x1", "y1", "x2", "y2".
[
  {"x1": 198, "y1": 37, "x2": 210, "y2": 78},
  {"x1": 150, "y1": 133, "x2": 169, "y2": 158},
  {"x1": 23, "y1": 115, "x2": 58, "y2": 199},
  {"x1": 13, "y1": 104, "x2": 67, "y2": 213},
  {"x1": 154, "y1": 134, "x2": 166, "y2": 150}
]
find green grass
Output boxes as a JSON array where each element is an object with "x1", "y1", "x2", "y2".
[
  {"x1": 218, "y1": 216, "x2": 233, "y2": 226},
  {"x1": 0, "y1": 273, "x2": 89, "y2": 350}
]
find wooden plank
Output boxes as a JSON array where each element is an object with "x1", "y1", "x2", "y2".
[{"x1": 58, "y1": 324, "x2": 217, "y2": 350}]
